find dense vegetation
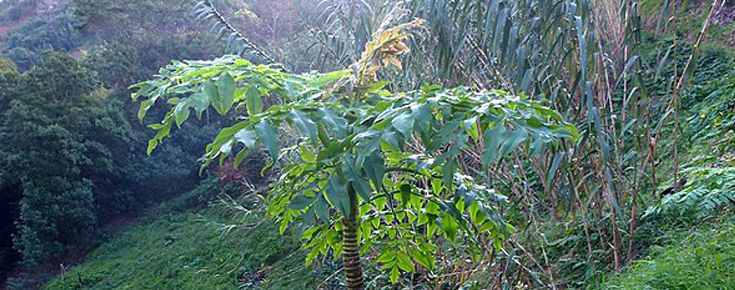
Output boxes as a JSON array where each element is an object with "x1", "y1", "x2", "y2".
[
  {"x1": 41, "y1": 181, "x2": 325, "y2": 290},
  {"x1": 0, "y1": 0, "x2": 229, "y2": 286},
  {"x1": 603, "y1": 215, "x2": 735, "y2": 289},
  {"x1": 0, "y1": 0, "x2": 734, "y2": 289}
]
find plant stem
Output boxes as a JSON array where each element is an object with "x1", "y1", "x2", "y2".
[
  {"x1": 626, "y1": 188, "x2": 639, "y2": 264},
  {"x1": 343, "y1": 188, "x2": 364, "y2": 290}
]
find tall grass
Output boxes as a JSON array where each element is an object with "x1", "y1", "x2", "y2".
[{"x1": 601, "y1": 220, "x2": 735, "y2": 290}]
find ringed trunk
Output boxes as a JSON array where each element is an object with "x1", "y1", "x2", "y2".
[
  {"x1": 342, "y1": 216, "x2": 364, "y2": 290},
  {"x1": 343, "y1": 185, "x2": 364, "y2": 290}
]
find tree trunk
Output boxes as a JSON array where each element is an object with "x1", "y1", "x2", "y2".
[
  {"x1": 343, "y1": 186, "x2": 364, "y2": 290},
  {"x1": 342, "y1": 216, "x2": 364, "y2": 290}
]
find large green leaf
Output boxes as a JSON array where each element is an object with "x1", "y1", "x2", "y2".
[
  {"x1": 234, "y1": 129, "x2": 257, "y2": 150},
  {"x1": 395, "y1": 251, "x2": 416, "y2": 272},
  {"x1": 363, "y1": 153, "x2": 385, "y2": 190},
  {"x1": 314, "y1": 195, "x2": 331, "y2": 221},
  {"x1": 188, "y1": 90, "x2": 210, "y2": 119},
  {"x1": 441, "y1": 214, "x2": 459, "y2": 242},
  {"x1": 325, "y1": 175, "x2": 351, "y2": 217},
  {"x1": 173, "y1": 100, "x2": 191, "y2": 127},
  {"x1": 216, "y1": 73, "x2": 235, "y2": 114},
  {"x1": 290, "y1": 195, "x2": 315, "y2": 210},
  {"x1": 342, "y1": 154, "x2": 372, "y2": 200},
  {"x1": 319, "y1": 108, "x2": 347, "y2": 139},
  {"x1": 204, "y1": 80, "x2": 224, "y2": 115},
  {"x1": 289, "y1": 110, "x2": 319, "y2": 143},
  {"x1": 256, "y1": 120, "x2": 279, "y2": 160},
  {"x1": 391, "y1": 110, "x2": 416, "y2": 138},
  {"x1": 245, "y1": 86, "x2": 263, "y2": 116},
  {"x1": 482, "y1": 123, "x2": 505, "y2": 167}
]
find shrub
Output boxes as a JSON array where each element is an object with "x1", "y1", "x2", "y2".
[{"x1": 644, "y1": 167, "x2": 735, "y2": 220}]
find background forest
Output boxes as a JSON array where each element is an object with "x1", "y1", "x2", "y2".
[{"x1": 0, "y1": 0, "x2": 734, "y2": 289}]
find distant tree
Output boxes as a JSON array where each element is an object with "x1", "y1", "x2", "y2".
[
  {"x1": 0, "y1": 57, "x2": 20, "y2": 281},
  {"x1": 1, "y1": 13, "x2": 83, "y2": 71},
  {"x1": 2, "y1": 47, "x2": 37, "y2": 73},
  {"x1": 1, "y1": 53, "x2": 132, "y2": 265},
  {"x1": 0, "y1": 0, "x2": 244, "y2": 269},
  {"x1": 0, "y1": 57, "x2": 18, "y2": 115}
]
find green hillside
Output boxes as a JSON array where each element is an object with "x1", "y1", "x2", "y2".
[
  {"x1": 41, "y1": 183, "x2": 326, "y2": 290},
  {"x1": 3, "y1": 0, "x2": 735, "y2": 289},
  {"x1": 602, "y1": 218, "x2": 735, "y2": 289}
]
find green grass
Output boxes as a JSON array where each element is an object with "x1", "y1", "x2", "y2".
[
  {"x1": 600, "y1": 221, "x2": 735, "y2": 290},
  {"x1": 42, "y1": 199, "x2": 324, "y2": 290},
  {"x1": 637, "y1": 0, "x2": 734, "y2": 48}
]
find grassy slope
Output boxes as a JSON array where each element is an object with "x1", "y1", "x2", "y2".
[
  {"x1": 41, "y1": 188, "x2": 325, "y2": 290},
  {"x1": 594, "y1": 35, "x2": 735, "y2": 290},
  {"x1": 602, "y1": 218, "x2": 735, "y2": 289},
  {"x1": 638, "y1": 0, "x2": 734, "y2": 47}
]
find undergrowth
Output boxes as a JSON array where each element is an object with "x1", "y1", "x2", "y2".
[
  {"x1": 590, "y1": 40, "x2": 735, "y2": 290},
  {"x1": 600, "y1": 216, "x2": 735, "y2": 290},
  {"x1": 541, "y1": 41, "x2": 735, "y2": 289},
  {"x1": 40, "y1": 182, "x2": 325, "y2": 290},
  {"x1": 645, "y1": 167, "x2": 735, "y2": 219}
]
